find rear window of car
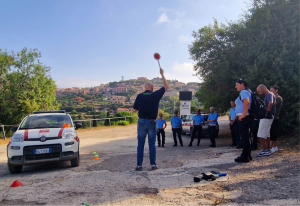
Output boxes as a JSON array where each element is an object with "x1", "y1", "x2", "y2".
[{"x1": 19, "y1": 115, "x2": 72, "y2": 129}]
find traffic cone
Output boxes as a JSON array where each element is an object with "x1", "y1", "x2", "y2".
[
  {"x1": 94, "y1": 157, "x2": 99, "y2": 160},
  {"x1": 10, "y1": 180, "x2": 23, "y2": 187}
]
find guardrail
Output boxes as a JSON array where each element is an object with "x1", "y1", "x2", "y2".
[
  {"x1": 0, "y1": 125, "x2": 15, "y2": 140},
  {"x1": 73, "y1": 116, "x2": 137, "y2": 128},
  {"x1": 0, "y1": 116, "x2": 138, "y2": 139}
]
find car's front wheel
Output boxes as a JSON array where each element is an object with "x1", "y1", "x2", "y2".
[
  {"x1": 71, "y1": 152, "x2": 80, "y2": 167},
  {"x1": 8, "y1": 162, "x2": 23, "y2": 174}
]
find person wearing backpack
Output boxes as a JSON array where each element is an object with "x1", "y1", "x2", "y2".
[
  {"x1": 234, "y1": 78, "x2": 253, "y2": 163},
  {"x1": 255, "y1": 84, "x2": 276, "y2": 157}
]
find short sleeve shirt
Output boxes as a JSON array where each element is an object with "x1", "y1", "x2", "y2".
[
  {"x1": 171, "y1": 116, "x2": 182, "y2": 128},
  {"x1": 194, "y1": 114, "x2": 204, "y2": 124},
  {"x1": 208, "y1": 112, "x2": 218, "y2": 125},
  {"x1": 156, "y1": 118, "x2": 166, "y2": 128},
  {"x1": 229, "y1": 108, "x2": 236, "y2": 121},
  {"x1": 265, "y1": 92, "x2": 276, "y2": 119},
  {"x1": 133, "y1": 87, "x2": 165, "y2": 119},
  {"x1": 235, "y1": 89, "x2": 252, "y2": 114}
]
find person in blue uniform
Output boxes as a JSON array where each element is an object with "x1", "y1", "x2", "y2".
[
  {"x1": 207, "y1": 107, "x2": 218, "y2": 147},
  {"x1": 170, "y1": 110, "x2": 183, "y2": 147},
  {"x1": 188, "y1": 109, "x2": 204, "y2": 147},
  {"x1": 156, "y1": 113, "x2": 167, "y2": 147}
]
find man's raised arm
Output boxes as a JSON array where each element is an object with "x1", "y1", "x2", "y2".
[{"x1": 160, "y1": 68, "x2": 169, "y2": 90}]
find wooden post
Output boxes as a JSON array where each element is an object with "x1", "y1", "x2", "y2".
[{"x1": 1, "y1": 125, "x2": 6, "y2": 140}]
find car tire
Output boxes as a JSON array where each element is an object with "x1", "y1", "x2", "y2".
[
  {"x1": 8, "y1": 162, "x2": 22, "y2": 174},
  {"x1": 71, "y1": 151, "x2": 80, "y2": 167}
]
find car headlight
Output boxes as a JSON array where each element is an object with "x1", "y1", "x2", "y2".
[
  {"x1": 62, "y1": 132, "x2": 76, "y2": 139},
  {"x1": 11, "y1": 134, "x2": 24, "y2": 142}
]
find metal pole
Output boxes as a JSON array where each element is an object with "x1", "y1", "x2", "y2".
[
  {"x1": 157, "y1": 60, "x2": 161, "y2": 68},
  {"x1": 109, "y1": 119, "x2": 111, "y2": 126},
  {"x1": 89, "y1": 120, "x2": 91, "y2": 128},
  {"x1": 125, "y1": 117, "x2": 127, "y2": 121},
  {"x1": 1, "y1": 125, "x2": 6, "y2": 140}
]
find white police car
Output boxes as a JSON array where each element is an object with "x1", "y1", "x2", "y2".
[{"x1": 7, "y1": 110, "x2": 82, "y2": 174}]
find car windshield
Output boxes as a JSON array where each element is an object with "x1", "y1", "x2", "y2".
[{"x1": 19, "y1": 115, "x2": 72, "y2": 129}]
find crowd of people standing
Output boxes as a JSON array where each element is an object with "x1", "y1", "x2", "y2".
[{"x1": 133, "y1": 68, "x2": 283, "y2": 170}]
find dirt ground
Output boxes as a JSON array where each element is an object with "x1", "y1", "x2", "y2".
[{"x1": 0, "y1": 118, "x2": 299, "y2": 205}]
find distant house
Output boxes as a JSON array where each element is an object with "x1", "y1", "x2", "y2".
[
  {"x1": 74, "y1": 97, "x2": 85, "y2": 102},
  {"x1": 129, "y1": 95, "x2": 137, "y2": 104},
  {"x1": 137, "y1": 77, "x2": 148, "y2": 81},
  {"x1": 117, "y1": 108, "x2": 134, "y2": 113},
  {"x1": 115, "y1": 86, "x2": 128, "y2": 93},
  {"x1": 113, "y1": 100, "x2": 125, "y2": 105}
]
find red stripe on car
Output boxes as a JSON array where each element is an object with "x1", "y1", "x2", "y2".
[
  {"x1": 58, "y1": 128, "x2": 64, "y2": 138},
  {"x1": 24, "y1": 130, "x2": 28, "y2": 139},
  {"x1": 39, "y1": 129, "x2": 50, "y2": 133}
]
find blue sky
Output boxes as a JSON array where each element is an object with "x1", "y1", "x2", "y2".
[{"x1": 0, "y1": 0, "x2": 250, "y2": 88}]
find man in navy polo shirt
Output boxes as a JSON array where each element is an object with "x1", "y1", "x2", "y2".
[
  {"x1": 171, "y1": 110, "x2": 183, "y2": 147},
  {"x1": 133, "y1": 68, "x2": 169, "y2": 171},
  {"x1": 188, "y1": 109, "x2": 204, "y2": 147},
  {"x1": 207, "y1": 107, "x2": 218, "y2": 147}
]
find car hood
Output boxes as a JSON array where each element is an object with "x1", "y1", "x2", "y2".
[{"x1": 15, "y1": 128, "x2": 75, "y2": 139}]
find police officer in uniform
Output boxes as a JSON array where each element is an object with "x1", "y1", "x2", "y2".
[
  {"x1": 189, "y1": 109, "x2": 204, "y2": 147},
  {"x1": 171, "y1": 110, "x2": 183, "y2": 147},
  {"x1": 156, "y1": 113, "x2": 167, "y2": 147}
]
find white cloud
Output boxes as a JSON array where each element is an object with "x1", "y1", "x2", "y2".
[
  {"x1": 156, "y1": 13, "x2": 170, "y2": 24},
  {"x1": 165, "y1": 61, "x2": 202, "y2": 83},
  {"x1": 55, "y1": 77, "x2": 103, "y2": 88},
  {"x1": 179, "y1": 35, "x2": 194, "y2": 42}
]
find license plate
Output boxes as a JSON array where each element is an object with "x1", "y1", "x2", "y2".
[{"x1": 34, "y1": 148, "x2": 52, "y2": 154}]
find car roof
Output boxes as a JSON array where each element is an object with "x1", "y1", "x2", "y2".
[{"x1": 28, "y1": 113, "x2": 69, "y2": 117}]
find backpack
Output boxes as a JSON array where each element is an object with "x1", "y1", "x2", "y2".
[{"x1": 240, "y1": 89, "x2": 267, "y2": 119}]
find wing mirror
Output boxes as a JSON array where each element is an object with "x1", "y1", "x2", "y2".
[{"x1": 11, "y1": 126, "x2": 18, "y2": 132}]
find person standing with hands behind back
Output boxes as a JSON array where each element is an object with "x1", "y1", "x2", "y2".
[
  {"x1": 133, "y1": 68, "x2": 169, "y2": 171},
  {"x1": 188, "y1": 109, "x2": 204, "y2": 147},
  {"x1": 207, "y1": 107, "x2": 218, "y2": 147},
  {"x1": 156, "y1": 113, "x2": 167, "y2": 147},
  {"x1": 171, "y1": 110, "x2": 183, "y2": 147}
]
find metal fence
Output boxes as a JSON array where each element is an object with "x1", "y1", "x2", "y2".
[{"x1": 0, "y1": 116, "x2": 137, "y2": 140}]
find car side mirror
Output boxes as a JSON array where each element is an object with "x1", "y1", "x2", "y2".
[
  {"x1": 75, "y1": 123, "x2": 82, "y2": 130},
  {"x1": 11, "y1": 126, "x2": 18, "y2": 132}
]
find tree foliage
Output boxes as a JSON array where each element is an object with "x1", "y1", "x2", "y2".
[
  {"x1": 0, "y1": 48, "x2": 59, "y2": 125},
  {"x1": 189, "y1": 0, "x2": 299, "y2": 133}
]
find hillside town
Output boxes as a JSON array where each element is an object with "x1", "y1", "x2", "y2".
[{"x1": 55, "y1": 77, "x2": 200, "y2": 115}]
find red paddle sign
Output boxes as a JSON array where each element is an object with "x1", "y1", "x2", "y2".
[
  {"x1": 153, "y1": 52, "x2": 161, "y2": 68},
  {"x1": 153, "y1": 53, "x2": 160, "y2": 60}
]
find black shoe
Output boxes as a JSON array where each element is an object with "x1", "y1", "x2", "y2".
[
  {"x1": 173, "y1": 144, "x2": 177, "y2": 147},
  {"x1": 230, "y1": 143, "x2": 237, "y2": 146},
  {"x1": 201, "y1": 173, "x2": 216, "y2": 181},
  {"x1": 188, "y1": 143, "x2": 192, "y2": 147},
  {"x1": 181, "y1": 144, "x2": 183, "y2": 147},
  {"x1": 135, "y1": 166, "x2": 143, "y2": 171},
  {"x1": 236, "y1": 145, "x2": 243, "y2": 149},
  {"x1": 158, "y1": 145, "x2": 161, "y2": 147},
  {"x1": 209, "y1": 144, "x2": 216, "y2": 148},
  {"x1": 151, "y1": 165, "x2": 158, "y2": 170},
  {"x1": 251, "y1": 147, "x2": 257, "y2": 151},
  {"x1": 162, "y1": 145, "x2": 165, "y2": 147},
  {"x1": 234, "y1": 156, "x2": 250, "y2": 163}
]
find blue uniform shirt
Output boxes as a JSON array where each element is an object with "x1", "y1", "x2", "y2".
[
  {"x1": 235, "y1": 89, "x2": 252, "y2": 114},
  {"x1": 194, "y1": 114, "x2": 204, "y2": 124},
  {"x1": 171, "y1": 116, "x2": 182, "y2": 128},
  {"x1": 229, "y1": 108, "x2": 236, "y2": 121},
  {"x1": 156, "y1": 118, "x2": 166, "y2": 128},
  {"x1": 208, "y1": 112, "x2": 218, "y2": 125}
]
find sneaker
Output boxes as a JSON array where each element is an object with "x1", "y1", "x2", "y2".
[
  {"x1": 269, "y1": 149, "x2": 274, "y2": 154},
  {"x1": 236, "y1": 145, "x2": 243, "y2": 149},
  {"x1": 209, "y1": 144, "x2": 216, "y2": 148},
  {"x1": 274, "y1": 146, "x2": 278, "y2": 152},
  {"x1": 135, "y1": 166, "x2": 142, "y2": 171},
  {"x1": 151, "y1": 165, "x2": 158, "y2": 170},
  {"x1": 256, "y1": 150, "x2": 270, "y2": 157},
  {"x1": 173, "y1": 144, "x2": 177, "y2": 147}
]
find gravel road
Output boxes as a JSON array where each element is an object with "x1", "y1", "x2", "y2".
[{"x1": 0, "y1": 117, "x2": 299, "y2": 205}]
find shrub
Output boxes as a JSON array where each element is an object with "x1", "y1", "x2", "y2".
[{"x1": 117, "y1": 121, "x2": 129, "y2": 126}]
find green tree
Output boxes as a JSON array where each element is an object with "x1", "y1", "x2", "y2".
[
  {"x1": 0, "y1": 48, "x2": 59, "y2": 125},
  {"x1": 189, "y1": 0, "x2": 299, "y2": 133}
]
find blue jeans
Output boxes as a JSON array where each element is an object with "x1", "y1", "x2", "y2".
[{"x1": 137, "y1": 119, "x2": 157, "y2": 166}]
